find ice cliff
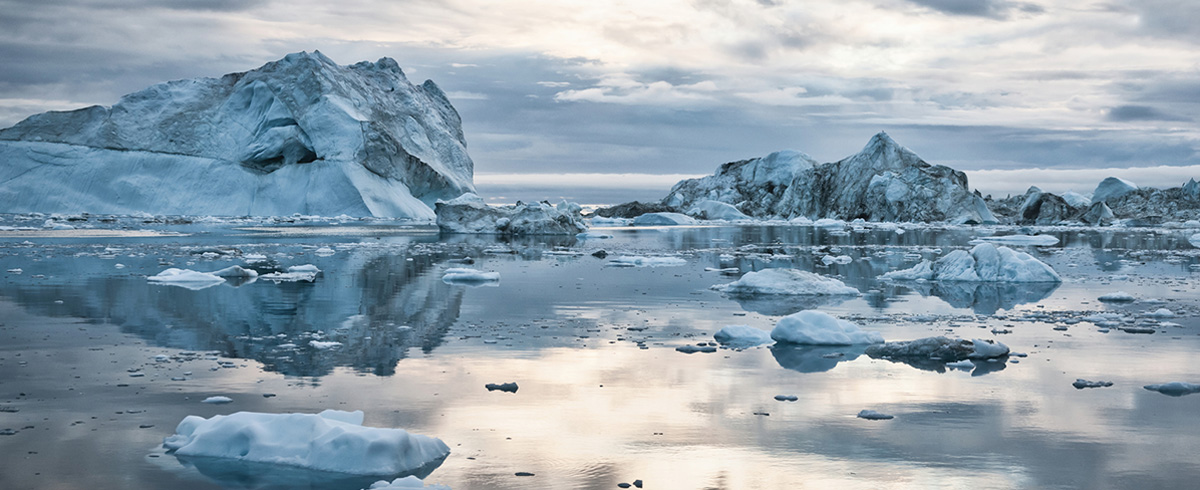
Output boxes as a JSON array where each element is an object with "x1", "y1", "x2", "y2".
[
  {"x1": 635, "y1": 132, "x2": 996, "y2": 224},
  {"x1": 0, "y1": 51, "x2": 475, "y2": 218}
]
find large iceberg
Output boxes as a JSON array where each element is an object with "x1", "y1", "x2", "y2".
[
  {"x1": 881, "y1": 243, "x2": 1061, "y2": 283},
  {"x1": 0, "y1": 51, "x2": 474, "y2": 218},
  {"x1": 435, "y1": 193, "x2": 586, "y2": 234},
  {"x1": 163, "y1": 410, "x2": 450, "y2": 476},
  {"x1": 660, "y1": 132, "x2": 996, "y2": 224}
]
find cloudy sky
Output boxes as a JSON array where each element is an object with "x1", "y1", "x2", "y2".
[{"x1": 2, "y1": 0, "x2": 1199, "y2": 202}]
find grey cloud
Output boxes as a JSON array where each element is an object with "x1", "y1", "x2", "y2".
[
  {"x1": 1106, "y1": 105, "x2": 1190, "y2": 122},
  {"x1": 905, "y1": 0, "x2": 1044, "y2": 19}
]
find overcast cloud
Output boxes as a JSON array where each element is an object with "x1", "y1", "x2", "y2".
[{"x1": 1, "y1": 0, "x2": 1198, "y2": 202}]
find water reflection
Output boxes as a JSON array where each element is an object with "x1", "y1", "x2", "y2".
[
  {"x1": 173, "y1": 454, "x2": 444, "y2": 490},
  {"x1": 769, "y1": 344, "x2": 865, "y2": 373},
  {"x1": 896, "y1": 281, "x2": 1060, "y2": 315}
]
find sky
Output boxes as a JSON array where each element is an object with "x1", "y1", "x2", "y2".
[{"x1": 2, "y1": 0, "x2": 1199, "y2": 203}]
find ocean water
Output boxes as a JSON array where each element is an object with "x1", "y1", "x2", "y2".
[{"x1": 1, "y1": 215, "x2": 1200, "y2": 489}]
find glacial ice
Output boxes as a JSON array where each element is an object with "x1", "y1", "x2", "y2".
[
  {"x1": 366, "y1": 476, "x2": 450, "y2": 490},
  {"x1": 1092, "y1": 177, "x2": 1138, "y2": 203},
  {"x1": 631, "y1": 212, "x2": 698, "y2": 226},
  {"x1": 260, "y1": 265, "x2": 322, "y2": 282},
  {"x1": 147, "y1": 268, "x2": 226, "y2": 290},
  {"x1": 711, "y1": 269, "x2": 860, "y2": 296},
  {"x1": 609, "y1": 255, "x2": 689, "y2": 267},
  {"x1": 857, "y1": 410, "x2": 894, "y2": 420},
  {"x1": 973, "y1": 234, "x2": 1059, "y2": 246},
  {"x1": 769, "y1": 311, "x2": 884, "y2": 346},
  {"x1": 0, "y1": 51, "x2": 475, "y2": 218},
  {"x1": 685, "y1": 200, "x2": 749, "y2": 220},
  {"x1": 1060, "y1": 191, "x2": 1092, "y2": 208},
  {"x1": 1098, "y1": 292, "x2": 1136, "y2": 302},
  {"x1": 865, "y1": 337, "x2": 1009, "y2": 362},
  {"x1": 211, "y1": 265, "x2": 259, "y2": 278},
  {"x1": 1143, "y1": 382, "x2": 1200, "y2": 397},
  {"x1": 713, "y1": 325, "x2": 774, "y2": 347},
  {"x1": 435, "y1": 193, "x2": 587, "y2": 235},
  {"x1": 163, "y1": 410, "x2": 450, "y2": 475},
  {"x1": 441, "y1": 267, "x2": 500, "y2": 284},
  {"x1": 881, "y1": 243, "x2": 1060, "y2": 283}
]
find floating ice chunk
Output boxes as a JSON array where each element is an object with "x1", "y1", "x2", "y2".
[
  {"x1": 441, "y1": 268, "x2": 500, "y2": 285},
  {"x1": 788, "y1": 216, "x2": 814, "y2": 225},
  {"x1": 576, "y1": 231, "x2": 613, "y2": 239},
  {"x1": 1143, "y1": 382, "x2": 1200, "y2": 397},
  {"x1": 712, "y1": 269, "x2": 860, "y2": 296},
  {"x1": 309, "y1": 341, "x2": 343, "y2": 350},
  {"x1": 148, "y1": 268, "x2": 226, "y2": 290},
  {"x1": 1098, "y1": 292, "x2": 1136, "y2": 302},
  {"x1": 210, "y1": 265, "x2": 258, "y2": 278},
  {"x1": 260, "y1": 264, "x2": 321, "y2": 282},
  {"x1": 705, "y1": 267, "x2": 740, "y2": 273},
  {"x1": 968, "y1": 339, "x2": 1010, "y2": 359},
  {"x1": 201, "y1": 396, "x2": 233, "y2": 404},
  {"x1": 881, "y1": 244, "x2": 1060, "y2": 283},
  {"x1": 609, "y1": 256, "x2": 688, "y2": 267},
  {"x1": 485, "y1": 382, "x2": 518, "y2": 393},
  {"x1": 367, "y1": 476, "x2": 451, "y2": 490},
  {"x1": 971, "y1": 234, "x2": 1059, "y2": 246},
  {"x1": 857, "y1": 410, "x2": 894, "y2": 420},
  {"x1": 685, "y1": 200, "x2": 749, "y2": 220},
  {"x1": 945, "y1": 359, "x2": 975, "y2": 370},
  {"x1": 770, "y1": 311, "x2": 883, "y2": 346},
  {"x1": 243, "y1": 254, "x2": 269, "y2": 263},
  {"x1": 821, "y1": 255, "x2": 852, "y2": 265},
  {"x1": 631, "y1": 212, "x2": 697, "y2": 226},
  {"x1": 6, "y1": 268, "x2": 21, "y2": 274},
  {"x1": 1073, "y1": 379, "x2": 1113, "y2": 389},
  {"x1": 713, "y1": 325, "x2": 773, "y2": 347},
  {"x1": 315, "y1": 247, "x2": 336, "y2": 256},
  {"x1": 1147, "y1": 308, "x2": 1175, "y2": 318},
  {"x1": 774, "y1": 395, "x2": 799, "y2": 402},
  {"x1": 163, "y1": 410, "x2": 450, "y2": 475},
  {"x1": 43, "y1": 220, "x2": 75, "y2": 230},
  {"x1": 590, "y1": 216, "x2": 631, "y2": 226},
  {"x1": 866, "y1": 336, "x2": 1009, "y2": 361}
]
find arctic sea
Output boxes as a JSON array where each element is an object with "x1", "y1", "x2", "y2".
[{"x1": 1, "y1": 214, "x2": 1200, "y2": 489}]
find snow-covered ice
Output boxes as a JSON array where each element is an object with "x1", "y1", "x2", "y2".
[
  {"x1": 881, "y1": 243, "x2": 1060, "y2": 283},
  {"x1": 260, "y1": 264, "x2": 321, "y2": 282},
  {"x1": 972, "y1": 234, "x2": 1059, "y2": 246},
  {"x1": 770, "y1": 311, "x2": 883, "y2": 346},
  {"x1": 163, "y1": 410, "x2": 450, "y2": 475},
  {"x1": 631, "y1": 212, "x2": 697, "y2": 226},
  {"x1": 685, "y1": 200, "x2": 749, "y2": 220},
  {"x1": 713, "y1": 325, "x2": 774, "y2": 347},
  {"x1": 1092, "y1": 177, "x2": 1137, "y2": 203},
  {"x1": 441, "y1": 268, "x2": 500, "y2": 285},
  {"x1": 711, "y1": 269, "x2": 860, "y2": 296},
  {"x1": 201, "y1": 396, "x2": 233, "y2": 404},
  {"x1": 147, "y1": 268, "x2": 226, "y2": 290},
  {"x1": 211, "y1": 265, "x2": 259, "y2": 278}
]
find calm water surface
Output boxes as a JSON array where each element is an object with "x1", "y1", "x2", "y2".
[{"x1": 1, "y1": 217, "x2": 1199, "y2": 489}]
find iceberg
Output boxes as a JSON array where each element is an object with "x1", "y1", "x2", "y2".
[
  {"x1": 147, "y1": 268, "x2": 226, "y2": 290},
  {"x1": 631, "y1": 212, "x2": 698, "y2": 226},
  {"x1": 366, "y1": 476, "x2": 450, "y2": 489},
  {"x1": 163, "y1": 410, "x2": 450, "y2": 476},
  {"x1": 0, "y1": 51, "x2": 474, "y2": 218},
  {"x1": 711, "y1": 268, "x2": 860, "y2": 296},
  {"x1": 866, "y1": 337, "x2": 1009, "y2": 362},
  {"x1": 441, "y1": 267, "x2": 500, "y2": 284},
  {"x1": 712, "y1": 325, "x2": 774, "y2": 347},
  {"x1": 685, "y1": 199, "x2": 750, "y2": 220},
  {"x1": 1092, "y1": 177, "x2": 1137, "y2": 203},
  {"x1": 435, "y1": 193, "x2": 587, "y2": 235},
  {"x1": 881, "y1": 243, "x2": 1060, "y2": 283},
  {"x1": 769, "y1": 311, "x2": 884, "y2": 346},
  {"x1": 972, "y1": 234, "x2": 1059, "y2": 246},
  {"x1": 1143, "y1": 382, "x2": 1200, "y2": 397}
]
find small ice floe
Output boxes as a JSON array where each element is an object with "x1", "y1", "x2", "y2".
[
  {"x1": 713, "y1": 325, "x2": 774, "y2": 347},
  {"x1": 821, "y1": 255, "x2": 852, "y2": 265},
  {"x1": 857, "y1": 410, "x2": 894, "y2": 420},
  {"x1": 1098, "y1": 292, "x2": 1136, "y2": 302},
  {"x1": 260, "y1": 264, "x2": 321, "y2": 282},
  {"x1": 971, "y1": 235, "x2": 1059, "y2": 246},
  {"x1": 774, "y1": 395, "x2": 799, "y2": 402},
  {"x1": 676, "y1": 344, "x2": 718, "y2": 354},
  {"x1": 711, "y1": 269, "x2": 859, "y2": 296},
  {"x1": 1146, "y1": 308, "x2": 1176, "y2": 318},
  {"x1": 1121, "y1": 326, "x2": 1156, "y2": 334},
  {"x1": 147, "y1": 268, "x2": 226, "y2": 290},
  {"x1": 705, "y1": 267, "x2": 740, "y2": 273},
  {"x1": 576, "y1": 231, "x2": 613, "y2": 239},
  {"x1": 309, "y1": 341, "x2": 343, "y2": 350},
  {"x1": 485, "y1": 382, "x2": 518, "y2": 393},
  {"x1": 881, "y1": 243, "x2": 1060, "y2": 283},
  {"x1": 163, "y1": 410, "x2": 450, "y2": 475},
  {"x1": 441, "y1": 268, "x2": 500, "y2": 286},
  {"x1": 770, "y1": 311, "x2": 883, "y2": 346},
  {"x1": 1143, "y1": 382, "x2": 1200, "y2": 397},
  {"x1": 814, "y1": 218, "x2": 846, "y2": 229},
  {"x1": 631, "y1": 212, "x2": 697, "y2": 226},
  {"x1": 210, "y1": 265, "x2": 258, "y2": 278},
  {"x1": 201, "y1": 396, "x2": 233, "y2": 404},
  {"x1": 6, "y1": 268, "x2": 21, "y2": 274},
  {"x1": 1073, "y1": 379, "x2": 1114, "y2": 389},
  {"x1": 866, "y1": 337, "x2": 1009, "y2": 361},
  {"x1": 366, "y1": 476, "x2": 451, "y2": 490},
  {"x1": 314, "y1": 247, "x2": 336, "y2": 256},
  {"x1": 243, "y1": 254, "x2": 268, "y2": 263},
  {"x1": 609, "y1": 255, "x2": 688, "y2": 267}
]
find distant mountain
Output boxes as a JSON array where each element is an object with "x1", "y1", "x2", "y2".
[
  {"x1": 0, "y1": 51, "x2": 475, "y2": 218},
  {"x1": 651, "y1": 132, "x2": 996, "y2": 224}
]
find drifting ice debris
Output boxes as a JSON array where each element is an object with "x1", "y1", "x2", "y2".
[
  {"x1": 775, "y1": 395, "x2": 799, "y2": 402},
  {"x1": 857, "y1": 410, "x2": 894, "y2": 420},
  {"x1": 163, "y1": 410, "x2": 450, "y2": 475},
  {"x1": 435, "y1": 193, "x2": 587, "y2": 235},
  {"x1": 881, "y1": 243, "x2": 1060, "y2": 283},
  {"x1": 711, "y1": 269, "x2": 860, "y2": 296},
  {"x1": 210, "y1": 265, "x2": 258, "y2": 278},
  {"x1": 609, "y1": 255, "x2": 688, "y2": 267},
  {"x1": 865, "y1": 337, "x2": 1009, "y2": 362},
  {"x1": 631, "y1": 212, "x2": 697, "y2": 226},
  {"x1": 485, "y1": 382, "x2": 518, "y2": 393},
  {"x1": 661, "y1": 133, "x2": 996, "y2": 223},
  {"x1": 973, "y1": 234, "x2": 1059, "y2": 246},
  {"x1": 201, "y1": 396, "x2": 233, "y2": 404},
  {"x1": 770, "y1": 311, "x2": 884, "y2": 346},
  {"x1": 1092, "y1": 177, "x2": 1138, "y2": 203},
  {"x1": 0, "y1": 51, "x2": 474, "y2": 218},
  {"x1": 147, "y1": 268, "x2": 226, "y2": 290},
  {"x1": 1073, "y1": 379, "x2": 1114, "y2": 389},
  {"x1": 676, "y1": 344, "x2": 718, "y2": 354},
  {"x1": 260, "y1": 264, "x2": 321, "y2": 282},
  {"x1": 441, "y1": 268, "x2": 500, "y2": 285},
  {"x1": 1143, "y1": 382, "x2": 1200, "y2": 397},
  {"x1": 1097, "y1": 292, "x2": 1136, "y2": 302},
  {"x1": 713, "y1": 325, "x2": 774, "y2": 347}
]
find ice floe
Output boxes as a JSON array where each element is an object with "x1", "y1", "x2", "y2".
[
  {"x1": 711, "y1": 269, "x2": 859, "y2": 296},
  {"x1": 366, "y1": 476, "x2": 450, "y2": 490},
  {"x1": 1143, "y1": 382, "x2": 1200, "y2": 397},
  {"x1": 971, "y1": 234, "x2": 1059, "y2": 246},
  {"x1": 712, "y1": 325, "x2": 774, "y2": 347},
  {"x1": 441, "y1": 268, "x2": 500, "y2": 285},
  {"x1": 163, "y1": 410, "x2": 450, "y2": 475},
  {"x1": 881, "y1": 243, "x2": 1060, "y2": 283},
  {"x1": 260, "y1": 264, "x2": 322, "y2": 282},
  {"x1": 147, "y1": 268, "x2": 226, "y2": 290},
  {"x1": 857, "y1": 410, "x2": 894, "y2": 420},
  {"x1": 1097, "y1": 291, "x2": 1136, "y2": 302},
  {"x1": 631, "y1": 212, "x2": 697, "y2": 226},
  {"x1": 770, "y1": 311, "x2": 883, "y2": 346},
  {"x1": 609, "y1": 256, "x2": 688, "y2": 267}
]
